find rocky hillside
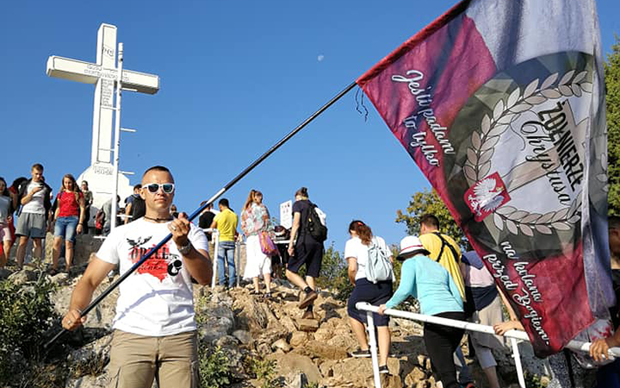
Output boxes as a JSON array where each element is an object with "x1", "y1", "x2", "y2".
[
  {"x1": 45, "y1": 276, "x2": 545, "y2": 387},
  {"x1": 0, "y1": 233, "x2": 549, "y2": 387}
]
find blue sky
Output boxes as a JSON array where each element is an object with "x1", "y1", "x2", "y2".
[{"x1": 1, "y1": 0, "x2": 619, "y2": 252}]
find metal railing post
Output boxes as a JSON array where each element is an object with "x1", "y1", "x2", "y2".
[
  {"x1": 510, "y1": 337, "x2": 526, "y2": 388},
  {"x1": 354, "y1": 301, "x2": 620, "y2": 386},
  {"x1": 235, "y1": 239, "x2": 240, "y2": 287},
  {"x1": 366, "y1": 311, "x2": 382, "y2": 388},
  {"x1": 211, "y1": 230, "x2": 219, "y2": 288}
]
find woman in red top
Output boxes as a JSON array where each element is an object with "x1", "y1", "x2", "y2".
[{"x1": 52, "y1": 174, "x2": 85, "y2": 273}]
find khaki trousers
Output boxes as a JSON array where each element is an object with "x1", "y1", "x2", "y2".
[{"x1": 107, "y1": 330, "x2": 199, "y2": 388}]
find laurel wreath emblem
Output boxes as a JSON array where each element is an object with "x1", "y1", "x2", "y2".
[{"x1": 463, "y1": 70, "x2": 591, "y2": 236}]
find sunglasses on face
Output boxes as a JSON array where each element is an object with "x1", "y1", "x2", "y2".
[{"x1": 144, "y1": 183, "x2": 175, "y2": 194}]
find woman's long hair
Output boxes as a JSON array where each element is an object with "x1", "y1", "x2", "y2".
[
  {"x1": 0, "y1": 177, "x2": 9, "y2": 197},
  {"x1": 60, "y1": 174, "x2": 79, "y2": 192},
  {"x1": 60, "y1": 174, "x2": 81, "y2": 203},
  {"x1": 243, "y1": 189, "x2": 262, "y2": 211},
  {"x1": 349, "y1": 220, "x2": 373, "y2": 245}
]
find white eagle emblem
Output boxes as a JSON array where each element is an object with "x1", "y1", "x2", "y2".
[{"x1": 468, "y1": 177, "x2": 505, "y2": 217}]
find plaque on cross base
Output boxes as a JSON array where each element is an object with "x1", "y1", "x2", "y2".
[{"x1": 76, "y1": 164, "x2": 133, "y2": 224}]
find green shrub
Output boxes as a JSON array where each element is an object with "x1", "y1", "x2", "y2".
[
  {"x1": 199, "y1": 344, "x2": 232, "y2": 388},
  {"x1": 524, "y1": 372, "x2": 548, "y2": 388},
  {"x1": 315, "y1": 243, "x2": 353, "y2": 301},
  {"x1": 502, "y1": 369, "x2": 548, "y2": 388},
  {"x1": 70, "y1": 351, "x2": 108, "y2": 379},
  {"x1": 15, "y1": 362, "x2": 67, "y2": 388},
  {"x1": 0, "y1": 270, "x2": 59, "y2": 384},
  {"x1": 194, "y1": 289, "x2": 211, "y2": 326},
  {"x1": 248, "y1": 357, "x2": 280, "y2": 388}
]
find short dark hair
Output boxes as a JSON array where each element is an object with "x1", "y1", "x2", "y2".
[
  {"x1": 420, "y1": 214, "x2": 440, "y2": 229},
  {"x1": 295, "y1": 187, "x2": 309, "y2": 198},
  {"x1": 142, "y1": 166, "x2": 173, "y2": 181},
  {"x1": 11, "y1": 177, "x2": 27, "y2": 191},
  {"x1": 32, "y1": 163, "x2": 44, "y2": 172},
  {"x1": 219, "y1": 198, "x2": 229, "y2": 207},
  {"x1": 610, "y1": 216, "x2": 620, "y2": 231},
  {"x1": 133, "y1": 184, "x2": 142, "y2": 190}
]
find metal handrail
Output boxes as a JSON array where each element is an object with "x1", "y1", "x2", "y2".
[
  {"x1": 356, "y1": 302, "x2": 620, "y2": 388},
  {"x1": 202, "y1": 228, "x2": 220, "y2": 288}
]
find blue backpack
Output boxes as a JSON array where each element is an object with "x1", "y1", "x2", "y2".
[{"x1": 365, "y1": 238, "x2": 394, "y2": 283}]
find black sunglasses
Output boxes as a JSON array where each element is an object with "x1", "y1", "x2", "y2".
[{"x1": 144, "y1": 183, "x2": 175, "y2": 194}]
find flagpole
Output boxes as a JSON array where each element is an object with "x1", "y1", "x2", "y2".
[{"x1": 44, "y1": 81, "x2": 358, "y2": 349}]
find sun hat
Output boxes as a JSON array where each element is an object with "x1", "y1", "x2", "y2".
[{"x1": 396, "y1": 235, "x2": 430, "y2": 261}]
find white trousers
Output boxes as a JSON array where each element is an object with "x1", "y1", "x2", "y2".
[{"x1": 243, "y1": 234, "x2": 271, "y2": 279}]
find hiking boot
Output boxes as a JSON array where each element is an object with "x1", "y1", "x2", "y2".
[
  {"x1": 350, "y1": 348, "x2": 371, "y2": 358},
  {"x1": 302, "y1": 310, "x2": 314, "y2": 320},
  {"x1": 298, "y1": 290, "x2": 317, "y2": 309},
  {"x1": 378, "y1": 365, "x2": 389, "y2": 374}
]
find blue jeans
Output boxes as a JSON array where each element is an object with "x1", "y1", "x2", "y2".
[
  {"x1": 217, "y1": 241, "x2": 236, "y2": 287},
  {"x1": 54, "y1": 216, "x2": 79, "y2": 243},
  {"x1": 454, "y1": 346, "x2": 473, "y2": 384},
  {"x1": 595, "y1": 358, "x2": 620, "y2": 387}
]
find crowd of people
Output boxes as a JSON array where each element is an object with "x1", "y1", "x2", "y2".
[
  {"x1": 0, "y1": 163, "x2": 93, "y2": 272},
  {"x1": 0, "y1": 163, "x2": 155, "y2": 271},
  {"x1": 199, "y1": 197, "x2": 620, "y2": 388},
  {"x1": 4, "y1": 163, "x2": 620, "y2": 387}
]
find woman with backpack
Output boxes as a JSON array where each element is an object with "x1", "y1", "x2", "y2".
[
  {"x1": 51, "y1": 174, "x2": 85, "y2": 273},
  {"x1": 378, "y1": 235, "x2": 464, "y2": 388},
  {"x1": 286, "y1": 187, "x2": 325, "y2": 317},
  {"x1": 241, "y1": 189, "x2": 273, "y2": 297},
  {"x1": 345, "y1": 220, "x2": 393, "y2": 374}
]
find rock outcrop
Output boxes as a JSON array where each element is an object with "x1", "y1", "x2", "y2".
[{"x1": 41, "y1": 276, "x2": 547, "y2": 388}]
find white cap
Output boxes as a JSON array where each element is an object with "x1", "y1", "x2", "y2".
[{"x1": 397, "y1": 235, "x2": 430, "y2": 260}]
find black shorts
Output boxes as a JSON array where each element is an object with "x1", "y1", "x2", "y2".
[
  {"x1": 276, "y1": 244, "x2": 289, "y2": 266},
  {"x1": 287, "y1": 238, "x2": 323, "y2": 278},
  {"x1": 347, "y1": 278, "x2": 393, "y2": 327}
]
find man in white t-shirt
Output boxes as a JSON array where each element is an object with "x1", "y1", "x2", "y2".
[
  {"x1": 62, "y1": 165, "x2": 212, "y2": 388},
  {"x1": 15, "y1": 163, "x2": 52, "y2": 269}
]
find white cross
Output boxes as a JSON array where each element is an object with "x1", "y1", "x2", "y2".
[{"x1": 46, "y1": 23, "x2": 159, "y2": 165}]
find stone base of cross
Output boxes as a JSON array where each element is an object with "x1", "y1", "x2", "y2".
[{"x1": 77, "y1": 163, "x2": 132, "y2": 227}]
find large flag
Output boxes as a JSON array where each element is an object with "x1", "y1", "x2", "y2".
[{"x1": 358, "y1": 0, "x2": 613, "y2": 356}]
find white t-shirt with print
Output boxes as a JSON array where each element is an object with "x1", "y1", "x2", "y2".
[
  {"x1": 344, "y1": 236, "x2": 390, "y2": 281},
  {"x1": 21, "y1": 181, "x2": 46, "y2": 214},
  {"x1": 96, "y1": 218, "x2": 209, "y2": 336}
]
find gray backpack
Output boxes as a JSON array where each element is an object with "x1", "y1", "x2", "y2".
[{"x1": 365, "y1": 238, "x2": 394, "y2": 283}]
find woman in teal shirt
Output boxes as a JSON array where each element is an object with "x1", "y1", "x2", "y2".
[{"x1": 379, "y1": 236, "x2": 464, "y2": 388}]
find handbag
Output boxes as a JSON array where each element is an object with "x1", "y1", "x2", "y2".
[{"x1": 259, "y1": 231, "x2": 278, "y2": 256}]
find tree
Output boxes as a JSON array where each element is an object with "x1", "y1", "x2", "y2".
[
  {"x1": 395, "y1": 188, "x2": 466, "y2": 246},
  {"x1": 607, "y1": 35, "x2": 620, "y2": 215}
]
